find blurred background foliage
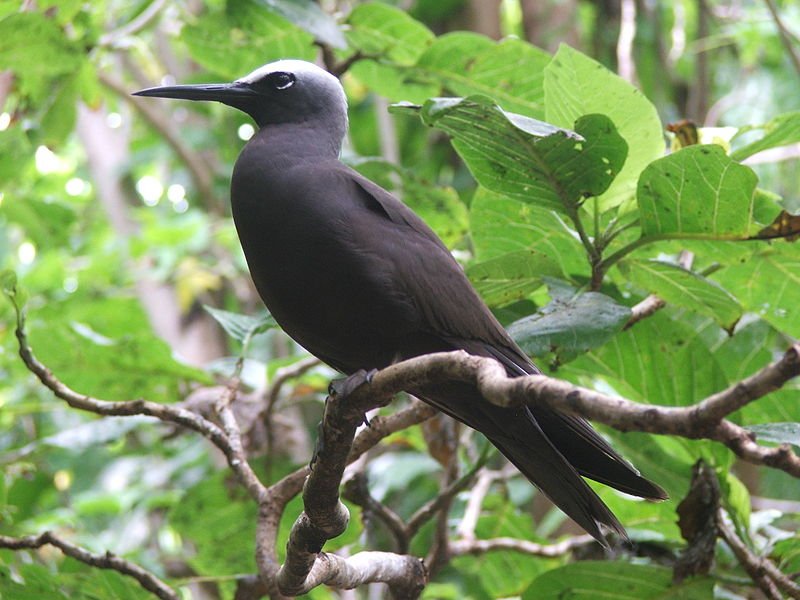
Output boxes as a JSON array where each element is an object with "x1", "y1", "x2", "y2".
[{"x1": 1, "y1": 0, "x2": 800, "y2": 598}]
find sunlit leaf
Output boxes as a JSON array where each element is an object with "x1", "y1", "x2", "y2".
[
  {"x1": 638, "y1": 145, "x2": 777, "y2": 238},
  {"x1": 544, "y1": 44, "x2": 665, "y2": 210}
]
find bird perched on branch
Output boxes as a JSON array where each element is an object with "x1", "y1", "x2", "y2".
[{"x1": 134, "y1": 59, "x2": 666, "y2": 543}]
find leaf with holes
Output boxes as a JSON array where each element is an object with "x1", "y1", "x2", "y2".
[
  {"x1": 637, "y1": 145, "x2": 779, "y2": 239},
  {"x1": 393, "y1": 97, "x2": 627, "y2": 213}
]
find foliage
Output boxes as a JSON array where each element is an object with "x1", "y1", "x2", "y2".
[{"x1": 1, "y1": 0, "x2": 800, "y2": 598}]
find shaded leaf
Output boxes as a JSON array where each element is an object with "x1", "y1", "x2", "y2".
[
  {"x1": 731, "y1": 111, "x2": 800, "y2": 161},
  {"x1": 712, "y1": 245, "x2": 800, "y2": 338},
  {"x1": 204, "y1": 305, "x2": 277, "y2": 342},
  {"x1": 544, "y1": 44, "x2": 665, "y2": 210},
  {"x1": 257, "y1": 0, "x2": 346, "y2": 48},
  {"x1": 182, "y1": 0, "x2": 315, "y2": 81},
  {"x1": 508, "y1": 279, "x2": 631, "y2": 364},
  {"x1": 638, "y1": 145, "x2": 776, "y2": 238},
  {"x1": 522, "y1": 561, "x2": 713, "y2": 599},
  {"x1": 467, "y1": 250, "x2": 563, "y2": 306},
  {"x1": 621, "y1": 259, "x2": 742, "y2": 331}
]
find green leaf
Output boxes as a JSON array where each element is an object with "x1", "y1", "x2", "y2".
[
  {"x1": 638, "y1": 145, "x2": 772, "y2": 239},
  {"x1": 1, "y1": 196, "x2": 77, "y2": 249},
  {"x1": 396, "y1": 97, "x2": 627, "y2": 212},
  {"x1": 203, "y1": 305, "x2": 277, "y2": 342},
  {"x1": 28, "y1": 297, "x2": 212, "y2": 402},
  {"x1": 731, "y1": 111, "x2": 800, "y2": 161},
  {"x1": 0, "y1": 564, "x2": 69, "y2": 600},
  {"x1": 748, "y1": 422, "x2": 800, "y2": 445},
  {"x1": 467, "y1": 250, "x2": 564, "y2": 306},
  {"x1": 712, "y1": 245, "x2": 800, "y2": 338},
  {"x1": 182, "y1": 0, "x2": 315, "y2": 80},
  {"x1": 544, "y1": 44, "x2": 665, "y2": 210},
  {"x1": 415, "y1": 33, "x2": 552, "y2": 117},
  {"x1": 508, "y1": 279, "x2": 631, "y2": 364},
  {"x1": 0, "y1": 12, "x2": 83, "y2": 102},
  {"x1": 346, "y1": 2, "x2": 434, "y2": 65},
  {"x1": 257, "y1": 0, "x2": 346, "y2": 48},
  {"x1": 169, "y1": 470, "x2": 257, "y2": 577},
  {"x1": 469, "y1": 188, "x2": 587, "y2": 272},
  {"x1": 621, "y1": 259, "x2": 742, "y2": 331},
  {"x1": 719, "y1": 470, "x2": 751, "y2": 538},
  {"x1": 522, "y1": 561, "x2": 713, "y2": 599}
]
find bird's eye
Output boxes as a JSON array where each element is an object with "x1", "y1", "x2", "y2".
[{"x1": 266, "y1": 72, "x2": 295, "y2": 90}]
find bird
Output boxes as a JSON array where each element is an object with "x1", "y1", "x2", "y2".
[{"x1": 134, "y1": 59, "x2": 667, "y2": 543}]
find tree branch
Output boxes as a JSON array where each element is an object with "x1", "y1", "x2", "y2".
[
  {"x1": 450, "y1": 534, "x2": 595, "y2": 558},
  {"x1": 0, "y1": 532, "x2": 178, "y2": 600},
  {"x1": 275, "y1": 373, "x2": 427, "y2": 597}
]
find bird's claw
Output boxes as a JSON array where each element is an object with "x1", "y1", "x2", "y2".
[{"x1": 328, "y1": 368, "x2": 378, "y2": 398}]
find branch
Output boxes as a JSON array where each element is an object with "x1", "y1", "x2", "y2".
[
  {"x1": 623, "y1": 294, "x2": 666, "y2": 330},
  {"x1": 763, "y1": 0, "x2": 800, "y2": 79},
  {"x1": 275, "y1": 372, "x2": 427, "y2": 597},
  {"x1": 0, "y1": 532, "x2": 178, "y2": 600},
  {"x1": 717, "y1": 511, "x2": 800, "y2": 599},
  {"x1": 450, "y1": 534, "x2": 595, "y2": 558}
]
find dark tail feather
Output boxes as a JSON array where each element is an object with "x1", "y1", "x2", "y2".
[
  {"x1": 486, "y1": 406, "x2": 628, "y2": 544},
  {"x1": 535, "y1": 409, "x2": 668, "y2": 500}
]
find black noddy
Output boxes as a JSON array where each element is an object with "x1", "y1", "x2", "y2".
[{"x1": 134, "y1": 60, "x2": 666, "y2": 543}]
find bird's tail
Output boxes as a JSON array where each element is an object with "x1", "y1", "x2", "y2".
[{"x1": 411, "y1": 379, "x2": 665, "y2": 544}]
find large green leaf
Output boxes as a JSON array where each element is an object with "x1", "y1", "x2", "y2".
[
  {"x1": 467, "y1": 250, "x2": 564, "y2": 306},
  {"x1": 346, "y1": 2, "x2": 434, "y2": 65},
  {"x1": 522, "y1": 562, "x2": 713, "y2": 599},
  {"x1": 621, "y1": 259, "x2": 742, "y2": 331},
  {"x1": 182, "y1": 0, "x2": 315, "y2": 80},
  {"x1": 508, "y1": 279, "x2": 631, "y2": 364},
  {"x1": 470, "y1": 189, "x2": 579, "y2": 259},
  {"x1": 748, "y1": 423, "x2": 800, "y2": 445},
  {"x1": 415, "y1": 33, "x2": 551, "y2": 117},
  {"x1": 27, "y1": 297, "x2": 212, "y2": 402},
  {"x1": 712, "y1": 245, "x2": 800, "y2": 338},
  {"x1": 637, "y1": 145, "x2": 778, "y2": 239},
  {"x1": 731, "y1": 111, "x2": 800, "y2": 161},
  {"x1": 544, "y1": 44, "x2": 665, "y2": 211},
  {"x1": 394, "y1": 97, "x2": 627, "y2": 212},
  {"x1": 352, "y1": 32, "x2": 551, "y2": 114}
]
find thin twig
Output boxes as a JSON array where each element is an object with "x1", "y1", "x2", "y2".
[
  {"x1": 763, "y1": 0, "x2": 800, "y2": 78},
  {"x1": 450, "y1": 534, "x2": 595, "y2": 558},
  {"x1": 0, "y1": 532, "x2": 178, "y2": 600},
  {"x1": 99, "y1": 0, "x2": 168, "y2": 46},
  {"x1": 717, "y1": 511, "x2": 800, "y2": 599}
]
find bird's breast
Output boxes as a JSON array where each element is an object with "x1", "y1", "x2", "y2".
[{"x1": 229, "y1": 160, "x2": 419, "y2": 371}]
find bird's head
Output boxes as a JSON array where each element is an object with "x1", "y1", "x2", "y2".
[{"x1": 133, "y1": 60, "x2": 348, "y2": 138}]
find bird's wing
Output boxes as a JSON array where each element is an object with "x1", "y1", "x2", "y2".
[{"x1": 342, "y1": 164, "x2": 667, "y2": 501}]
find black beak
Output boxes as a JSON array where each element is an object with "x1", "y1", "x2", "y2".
[{"x1": 132, "y1": 81, "x2": 258, "y2": 104}]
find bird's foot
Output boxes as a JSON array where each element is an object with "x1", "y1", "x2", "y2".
[
  {"x1": 310, "y1": 420, "x2": 324, "y2": 470},
  {"x1": 328, "y1": 368, "x2": 378, "y2": 398},
  {"x1": 310, "y1": 369, "x2": 378, "y2": 469}
]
